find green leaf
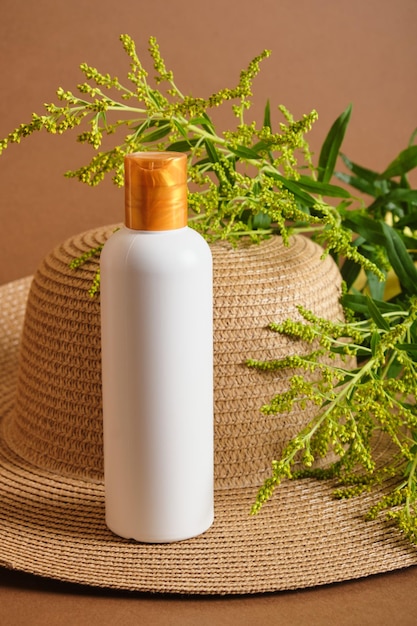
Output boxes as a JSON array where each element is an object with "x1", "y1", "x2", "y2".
[
  {"x1": 172, "y1": 118, "x2": 188, "y2": 138},
  {"x1": 366, "y1": 269, "x2": 386, "y2": 301},
  {"x1": 386, "y1": 357, "x2": 404, "y2": 378},
  {"x1": 252, "y1": 212, "x2": 271, "y2": 229},
  {"x1": 141, "y1": 123, "x2": 171, "y2": 143},
  {"x1": 366, "y1": 295, "x2": 391, "y2": 331},
  {"x1": 371, "y1": 331, "x2": 381, "y2": 356},
  {"x1": 335, "y1": 171, "x2": 378, "y2": 197},
  {"x1": 167, "y1": 138, "x2": 199, "y2": 152},
  {"x1": 396, "y1": 343, "x2": 417, "y2": 359},
  {"x1": 408, "y1": 128, "x2": 417, "y2": 147},
  {"x1": 204, "y1": 138, "x2": 220, "y2": 163},
  {"x1": 381, "y1": 222, "x2": 417, "y2": 295},
  {"x1": 342, "y1": 293, "x2": 402, "y2": 314},
  {"x1": 340, "y1": 153, "x2": 380, "y2": 183},
  {"x1": 341, "y1": 256, "x2": 363, "y2": 289},
  {"x1": 396, "y1": 212, "x2": 417, "y2": 230},
  {"x1": 252, "y1": 140, "x2": 273, "y2": 154},
  {"x1": 340, "y1": 211, "x2": 417, "y2": 251},
  {"x1": 318, "y1": 104, "x2": 352, "y2": 183},
  {"x1": 341, "y1": 212, "x2": 386, "y2": 246},
  {"x1": 266, "y1": 172, "x2": 315, "y2": 206},
  {"x1": 201, "y1": 112, "x2": 216, "y2": 135},
  {"x1": 263, "y1": 99, "x2": 272, "y2": 130},
  {"x1": 147, "y1": 90, "x2": 163, "y2": 108},
  {"x1": 382, "y1": 145, "x2": 417, "y2": 178},
  {"x1": 335, "y1": 164, "x2": 392, "y2": 197},
  {"x1": 131, "y1": 119, "x2": 152, "y2": 136},
  {"x1": 410, "y1": 319, "x2": 417, "y2": 342},
  {"x1": 297, "y1": 175, "x2": 351, "y2": 198},
  {"x1": 228, "y1": 144, "x2": 262, "y2": 160},
  {"x1": 190, "y1": 113, "x2": 216, "y2": 135},
  {"x1": 367, "y1": 188, "x2": 417, "y2": 214}
]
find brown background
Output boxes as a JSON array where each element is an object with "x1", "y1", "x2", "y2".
[
  {"x1": 1, "y1": 0, "x2": 417, "y2": 285},
  {"x1": 1, "y1": 1, "x2": 417, "y2": 623}
]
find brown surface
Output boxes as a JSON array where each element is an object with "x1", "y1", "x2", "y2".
[
  {"x1": 1, "y1": 0, "x2": 417, "y2": 623},
  {"x1": 1, "y1": 566, "x2": 417, "y2": 626}
]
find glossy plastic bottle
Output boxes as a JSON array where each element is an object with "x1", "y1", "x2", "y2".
[{"x1": 100, "y1": 152, "x2": 214, "y2": 542}]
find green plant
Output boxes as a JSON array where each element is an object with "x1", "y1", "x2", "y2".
[
  {"x1": 0, "y1": 35, "x2": 376, "y2": 274},
  {"x1": 1, "y1": 34, "x2": 417, "y2": 544},
  {"x1": 248, "y1": 133, "x2": 417, "y2": 542}
]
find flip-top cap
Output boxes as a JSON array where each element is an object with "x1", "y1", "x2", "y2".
[{"x1": 124, "y1": 152, "x2": 188, "y2": 230}]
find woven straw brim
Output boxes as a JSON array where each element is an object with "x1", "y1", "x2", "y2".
[{"x1": 0, "y1": 278, "x2": 417, "y2": 593}]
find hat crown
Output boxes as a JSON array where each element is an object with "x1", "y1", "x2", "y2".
[{"x1": 4, "y1": 225, "x2": 343, "y2": 487}]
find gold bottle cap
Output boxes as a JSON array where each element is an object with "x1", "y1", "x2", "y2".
[{"x1": 124, "y1": 152, "x2": 188, "y2": 231}]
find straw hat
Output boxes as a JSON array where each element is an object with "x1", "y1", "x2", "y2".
[{"x1": 0, "y1": 224, "x2": 416, "y2": 594}]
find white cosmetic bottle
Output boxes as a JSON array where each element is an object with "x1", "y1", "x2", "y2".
[{"x1": 100, "y1": 152, "x2": 214, "y2": 542}]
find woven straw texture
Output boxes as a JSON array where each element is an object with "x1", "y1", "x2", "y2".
[{"x1": 0, "y1": 225, "x2": 416, "y2": 594}]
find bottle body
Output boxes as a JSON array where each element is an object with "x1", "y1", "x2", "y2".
[{"x1": 100, "y1": 225, "x2": 214, "y2": 542}]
